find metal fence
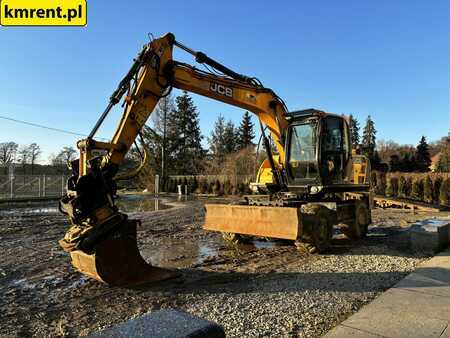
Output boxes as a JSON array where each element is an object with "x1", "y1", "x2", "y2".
[{"x1": 0, "y1": 175, "x2": 67, "y2": 200}]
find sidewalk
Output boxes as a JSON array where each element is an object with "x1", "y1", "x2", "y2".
[{"x1": 326, "y1": 248, "x2": 450, "y2": 338}]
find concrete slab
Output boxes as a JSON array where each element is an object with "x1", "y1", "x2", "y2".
[
  {"x1": 394, "y1": 271, "x2": 450, "y2": 298},
  {"x1": 340, "y1": 288, "x2": 449, "y2": 337},
  {"x1": 326, "y1": 249, "x2": 450, "y2": 338},
  {"x1": 441, "y1": 324, "x2": 450, "y2": 338},
  {"x1": 324, "y1": 325, "x2": 384, "y2": 337}
]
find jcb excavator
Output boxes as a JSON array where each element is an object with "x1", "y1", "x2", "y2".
[{"x1": 59, "y1": 33, "x2": 371, "y2": 286}]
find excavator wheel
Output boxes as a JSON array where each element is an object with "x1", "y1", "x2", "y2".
[
  {"x1": 341, "y1": 201, "x2": 370, "y2": 240},
  {"x1": 296, "y1": 205, "x2": 333, "y2": 253},
  {"x1": 69, "y1": 219, "x2": 178, "y2": 286}
]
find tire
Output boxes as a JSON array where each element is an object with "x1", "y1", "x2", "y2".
[
  {"x1": 298, "y1": 205, "x2": 333, "y2": 253},
  {"x1": 341, "y1": 201, "x2": 370, "y2": 240}
]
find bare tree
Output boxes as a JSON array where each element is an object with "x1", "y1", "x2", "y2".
[
  {"x1": 17, "y1": 146, "x2": 30, "y2": 175},
  {"x1": 51, "y1": 147, "x2": 77, "y2": 173},
  {"x1": 28, "y1": 143, "x2": 41, "y2": 175},
  {"x1": 0, "y1": 142, "x2": 18, "y2": 174},
  {"x1": 59, "y1": 146, "x2": 77, "y2": 163},
  {"x1": 152, "y1": 94, "x2": 174, "y2": 180}
]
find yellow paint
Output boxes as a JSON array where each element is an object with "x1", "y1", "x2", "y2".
[
  {"x1": 1, "y1": 0, "x2": 86, "y2": 26},
  {"x1": 255, "y1": 156, "x2": 281, "y2": 184}
]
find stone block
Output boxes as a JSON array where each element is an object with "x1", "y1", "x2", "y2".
[
  {"x1": 90, "y1": 309, "x2": 225, "y2": 338},
  {"x1": 409, "y1": 219, "x2": 450, "y2": 253}
]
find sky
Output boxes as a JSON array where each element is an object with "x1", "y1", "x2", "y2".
[{"x1": 1, "y1": 0, "x2": 449, "y2": 163}]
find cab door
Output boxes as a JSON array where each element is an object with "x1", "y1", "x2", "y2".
[{"x1": 320, "y1": 116, "x2": 351, "y2": 185}]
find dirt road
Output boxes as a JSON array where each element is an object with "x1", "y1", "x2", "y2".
[{"x1": 0, "y1": 196, "x2": 448, "y2": 337}]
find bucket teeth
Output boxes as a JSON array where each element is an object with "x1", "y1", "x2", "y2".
[
  {"x1": 69, "y1": 219, "x2": 178, "y2": 286},
  {"x1": 203, "y1": 204, "x2": 302, "y2": 240}
]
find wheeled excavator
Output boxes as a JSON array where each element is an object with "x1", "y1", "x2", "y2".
[{"x1": 59, "y1": 33, "x2": 371, "y2": 286}]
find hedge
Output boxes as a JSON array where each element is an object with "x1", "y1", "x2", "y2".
[{"x1": 374, "y1": 171, "x2": 449, "y2": 206}]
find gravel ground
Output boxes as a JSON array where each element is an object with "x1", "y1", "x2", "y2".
[{"x1": 0, "y1": 196, "x2": 448, "y2": 337}]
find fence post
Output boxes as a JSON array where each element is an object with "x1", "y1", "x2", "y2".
[
  {"x1": 38, "y1": 176, "x2": 41, "y2": 197},
  {"x1": 61, "y1": 175, "x2": 65, "y2": 196},
  {"x1": 155, "y1": 174, "x2": 159, "y2": 195},
  {"x1": 42, "y1": 174, "x2": 46, "y2": 197},
  {"x1": 10, "y1": 178, "x2": 14, "y2": 199}
]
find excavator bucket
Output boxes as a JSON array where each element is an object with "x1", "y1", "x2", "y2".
[
  {"x1": 69, "y1": 220, "x2": 178, "y2": 286},
  {"x1": 203, "y1": 204, "x2": 302, "y2": 240}
]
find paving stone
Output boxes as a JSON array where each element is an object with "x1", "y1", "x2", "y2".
[{"x1": 339, "y1": 288, "x2": 449, "y2": 337}]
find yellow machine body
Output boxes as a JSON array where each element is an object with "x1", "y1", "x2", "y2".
[{"x1": 59, "y1": 33, "x2": 371, "y2": 286}]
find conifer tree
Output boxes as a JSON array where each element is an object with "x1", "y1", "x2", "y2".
[
  {"x1": 223, "y1": 120, "x2": 238, "y2": 154},
  {"x1": 411, "y1": 178, "x2": 423, "y2": 201},
  {"x1": 349, "y1": 114, "x2": 360, "y2": 148},
  {"x1": 423, "y1": 176, "x2": 433, "y2": 203},
  {"x1": 209, "y1": 115, "x2": 240, "y2": 160},
  {"x1": 436, "y1": 134, "x2": 450, "y2": 172},
  {"x1": 415, "y1": 136, "x2": 431, "y2": 172},
  {"x1": 209, "y1": 115, "x2": 227, "y2": 161},
  {"x1": 237, "y1": 111, "x2": 255, "y2": 149},
  {"x1": 166, "y1": 91, "x2": 204, "y2": 174},
  {"x1": 440, "y1": 179, "x2": 449, "y2": 206},
  {"x1": 398, "y1": 176, "x2": 407, "y2": 198},
  {"x1": 385, "y1": 178, "x2": 394, "y2": 197},
  {"x1": 362, "y1": 115, "x2": 376, "y2": 159}
]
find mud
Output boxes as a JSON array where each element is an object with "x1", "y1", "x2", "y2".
[{"x1": 0, "y1": 195, "x2": 449, "y2": 337}]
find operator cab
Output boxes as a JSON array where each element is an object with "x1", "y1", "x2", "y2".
[{"x1": 285, "y1": 109, "x2": 352, "y2": 194}]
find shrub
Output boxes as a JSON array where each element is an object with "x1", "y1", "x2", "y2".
[
  {"x1": 433, "y1": 176, "x2": 442, "y2": 203},
  {"x1": 423, "y1": 176, "x2": 433, "y2": 204},
  {"x1": 243, "y1": 181, "x2": 252, "y2": 194},
  {"x1": 376, "y1": 172, "x2": 386, "y2": 195},
  {"x1": 167, "y1": 178, "x2": 174, "y2": 192},
  {"x1": 198, "y1": 178, "x2": 208, "y2": 194},
  {"x1": 440, "y1": 179, "x2": 449, "y2": 206},
  {"x1": 405, "y1": 176, "x2": 413, "y2": 198},
  {"x1": 207, "y1": 180, "x2": 214, "y2": 194},
  {"x1": 186, "y1": 177, "x2": 198, "y2": 194},
  {"x1": 370, "y1": 171, "x2": 377, "y2": 190},
  {"x1": 223, "y1": 180, "x2": 233, "y2": 195},
  {"x1": 411, "y1": 178, "x2": 423, "y2": 201},
  {"x1": 398, "y1": 176, "x2": 407, "y2": 198},
  {"x1": 386, "y1": 177, "x2": 398, "y2": 197},
  {"x1": 237, "y1": 182, "x2": 245, "y2": 195},
  {"x1": 213, "y1": 180, "x2": 222, "y2": 195}
]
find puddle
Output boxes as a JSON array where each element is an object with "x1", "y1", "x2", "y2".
[
  {"x1": 115, "y1": 195, "x2": 173, "y2": 212},
  {"x1": 140, "y1": 238, "x2": 219, "y2": 268},
  {"x1": 251, "y1": 239, "x2": 284, "y2": 249},
  {"x1": 0, "y1": 195, "x2": 176, "y2": 216},
  {"x1": 0, "y1": 206, "x2": 58, "y2": 216},
  {"x1": 139, "y1": 237, "x2": 288, "y2": 269}
]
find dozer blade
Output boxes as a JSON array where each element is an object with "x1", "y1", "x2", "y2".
[
  {"x1": 69, "y1": 219, "x2": 178, "y2": 287},
  {"x1": 203, "y1": 204, "x2": 302, "y2": 240}
]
